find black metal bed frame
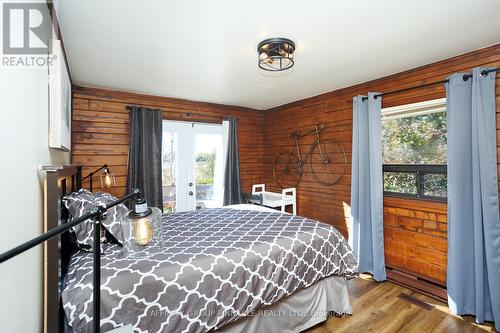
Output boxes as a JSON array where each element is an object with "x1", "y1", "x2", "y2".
[{"x1": 0, "y1": 165, "x2": 139, "y2": 333}]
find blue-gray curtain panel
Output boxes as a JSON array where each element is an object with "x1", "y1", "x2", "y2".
[
  {"x1": 446, "y1": 67, "x2": 500, "y2": 330},
  {"x1": 126, "y1": 106, "x2": 164, "y2": 211},
  {"x1": 223, "y1": 117, "x2": 245, "y2": 205},
  {"x1": 350, "y1": 93, "x2": 386, "y2": 282}
]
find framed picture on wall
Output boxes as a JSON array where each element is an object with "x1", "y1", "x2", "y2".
[{"x1": 49, "y1": 39, "x2": 71, "y2": 151}]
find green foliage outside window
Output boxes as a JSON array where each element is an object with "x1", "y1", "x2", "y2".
[
  {"x1": 382, "y1": 111, "x2": 447, "y2": 198},
  {"x1": 196, "y1": 151, "x2": 215, "y2": 185},
  {"x1": 383, "y1": 172, "x2": 417, "y2": 194},
  {"x1": 422, "y1": 173, "x2": 447, "y2": 197},
  {"x1": 382, "y1": 112, "x2": 447, "y2": 164}
]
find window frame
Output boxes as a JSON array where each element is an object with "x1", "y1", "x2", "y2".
[{"x1": 383, "y1": 164, "x2": 447, "y2": 202}]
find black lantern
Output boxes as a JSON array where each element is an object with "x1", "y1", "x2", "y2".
[{"x1": 257, "y1": 37, "x2": 296, "y2": 71}]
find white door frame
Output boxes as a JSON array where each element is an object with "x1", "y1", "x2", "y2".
[
  {"x1": 163, "y1": 121, "x2": 189, "y2": 211},
  {"x1": 163, "y1": 120, "x2": 229, "y2": 212}
]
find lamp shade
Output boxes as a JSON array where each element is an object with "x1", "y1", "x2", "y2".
[
  {"x1": 100, "y1": 167, "x2": 117, "y2": 188},
  {"x1": 121, "y1": 196, "x2": 163, "y2": 258}
]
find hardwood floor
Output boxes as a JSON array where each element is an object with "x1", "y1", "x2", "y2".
[{"x1": 306, "y1": 274, "x2": 496, "y2": 333}]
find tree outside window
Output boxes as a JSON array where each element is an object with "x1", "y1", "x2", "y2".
[{"x1": 382, "y1": 99, "x2": 447, "y2": 199}]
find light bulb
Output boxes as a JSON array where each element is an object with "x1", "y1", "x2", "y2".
[
  {"x1": 260, "y1": 52, "x2": 274, "y2": 64},
  {"x1": 134, "y1": 220, "x2": 153, "y2": 246},
  {"x1": 104, "y1": 174, "x2": 112, "y2": 187}
]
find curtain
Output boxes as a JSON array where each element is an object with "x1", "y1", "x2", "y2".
[
  {"x1": 350, "y1": 93, "x2": 386, "y2": 282},
  {"x1": 223, "y1": 117, "x2": 245, "y2": 205},
  {"x1": 126, "y1": 106, "x2": 163, "y2": 211},
  {"x1": 446, "y1": 67, "x2": 500, "y2": 330}
]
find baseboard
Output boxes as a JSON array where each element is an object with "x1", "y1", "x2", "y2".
[{"x1": 386, "y1": 268, "x2": 447, "y2": 301}]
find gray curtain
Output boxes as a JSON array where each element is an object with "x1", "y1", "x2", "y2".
[
  {"x1": 223, "y1": 117, "x2": 245, "y2": 205},
  {"x1": 446, "y1": 67, "x2": 500, "y2": 330},
  {"x1": 350, "y1": 93, "x2": 386, "y2": 282},
  {"x1": 126, "y1": 106, "x2": 163, "y2": 211}
]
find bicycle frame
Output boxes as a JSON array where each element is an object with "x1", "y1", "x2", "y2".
[{"x1": 290, "y1": 123, "x2": 326, "y2": 174}]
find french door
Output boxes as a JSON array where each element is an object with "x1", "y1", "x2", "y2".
[{"x1": 162, "y1": 120, "x2": 229, "y2": 212}]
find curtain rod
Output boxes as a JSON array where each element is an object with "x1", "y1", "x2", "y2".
[
  {"x1": 125, "y1": 105, "x2": 237, "y2": 122},
  {"x1": 361, "y1": 67, "x2": 498, "y2": 101}
]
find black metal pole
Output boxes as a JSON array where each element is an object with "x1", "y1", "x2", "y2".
[
  {"x1": 0, "y1": 189, "x2": 142, "y2": 333},
  {"x1": 0, "y1": 190, "x2": 140, "y2": 264},
  {"x1": 93, "y1": 218, "x2": 101, "y2": 333},
  {"x1": 82, "y1": 164, "x2": 109, "y2": 192},
  {"x1": 104, "y1": 189, "x2": 140, "y2": 210},
  {"x1": 90, "y1": 189, "x2": 140, "y2": 333},
  {"x1": 0, "y1": 210, "x2": 99, "y2": 263},
  {"x1": 89, "y1": 189, "x2": 140, "y2": 333},
  {"x1": 360, "y1": 67, "x2": 498, "y2": 102}
]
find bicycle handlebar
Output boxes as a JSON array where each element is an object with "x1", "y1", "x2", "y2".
[{"x1": 294, "y1": 123, "x2": 325, "y2": 139}]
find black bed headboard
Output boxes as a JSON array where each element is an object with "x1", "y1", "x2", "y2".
[{"x1": 42, "y1": 165, "x2": 82, "y2": 333}]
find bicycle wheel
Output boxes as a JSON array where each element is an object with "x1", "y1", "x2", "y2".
[
  {"x1": 273, "y1": 151, "x2": 301, "y2": 189},
  {"x1": 310, "y1": 140, "x2": 347, "y2": 186}
]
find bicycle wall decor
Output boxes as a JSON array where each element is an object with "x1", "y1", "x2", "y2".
[{"x1": 273, "y1": 123, "x2": 347, "y2": 188}]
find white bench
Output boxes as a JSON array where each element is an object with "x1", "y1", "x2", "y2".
[{"x1": 252, "y1": 184, "x2": 297, "y2": 215}]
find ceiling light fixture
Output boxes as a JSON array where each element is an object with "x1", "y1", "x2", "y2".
[{"x1": 257, "y1": 37, "x2": 295, "y2": 72}]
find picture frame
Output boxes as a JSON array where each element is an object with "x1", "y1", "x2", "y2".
[{"x1": 48, "y1": 39, "x2": 71, "y2": 151}]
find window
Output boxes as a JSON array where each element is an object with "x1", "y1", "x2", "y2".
[{"x1": 382, "y1": 98, "x2": 447, "y2": 200}]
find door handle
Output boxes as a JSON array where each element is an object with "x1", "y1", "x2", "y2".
[
  {"x1": 188, "y1": 182, "x2": 193, "y2": 187},
  {"x1": 189, "y1": 191, "x2": 194, "y2": 196}
]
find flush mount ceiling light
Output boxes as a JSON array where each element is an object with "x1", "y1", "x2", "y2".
[{"x1": 257, "y1": 37, "x2": 295, "y2": 72}]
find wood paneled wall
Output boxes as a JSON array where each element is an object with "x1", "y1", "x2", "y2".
[
  {"x1": 262, "y1": 44, "x2": 500, "y2": 285},
  {"x1": 384, "y1": 197, "x2": 447, "y2": 286},
  {"x1": 71, "y1": 86, "x2": 264, "y2": 197}
]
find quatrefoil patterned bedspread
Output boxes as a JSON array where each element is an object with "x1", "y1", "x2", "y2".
[{"x1": 62, "y1": 208, "x2": 358, "y2": 333}]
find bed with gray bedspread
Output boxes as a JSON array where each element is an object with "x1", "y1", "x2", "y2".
[{"x1": 62, "y1": 208, "x2": 358, "y2": 333}]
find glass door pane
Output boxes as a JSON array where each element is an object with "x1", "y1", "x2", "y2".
[
  {"x1": 193, "y1": 128, "x2": 226, "y2": 210},
  {"x1": 195, "y1": 134, "x2": 222, "y2": 209},
  {"x1": 162, "y1": 120, "x2": 189, "y2": 212},
  {"x1": 162, "y1": 131, "x2": 177, "y2": 212}
]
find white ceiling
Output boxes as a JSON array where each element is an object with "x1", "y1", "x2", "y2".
[{"x1": 57, "y1": 0, "x2": 500, "y2": 110}]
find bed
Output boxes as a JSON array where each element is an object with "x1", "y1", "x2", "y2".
[{"x1": 45, "y1": 166, "x2": 358, "y2": 333}]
